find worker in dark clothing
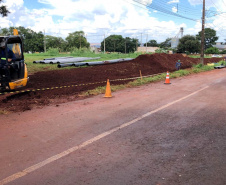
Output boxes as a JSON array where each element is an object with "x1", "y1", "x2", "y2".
[
  {"x1": 0, "y1": 40, "x2": 16, "y2": 80},
  {"x1": 175, "y1": 60, "x2": 181, "y2": 70}
]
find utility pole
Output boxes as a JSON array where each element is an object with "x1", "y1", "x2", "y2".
[
  {"x1": 200, "y1": 0, "x2": 205, "y2": 65},
  {"x1": 43, "y1": 29, "x2": 46, "y2": 53},
  {"x1": 140, "y1": 33, "x2": 142, "y2": 47},
  {"x1": 79, "y1": 33, "x2": 81, "y2": 49},
  {"x1": 136, "y1": 38, "x2": 138, "y2": 52},
  {"x1": 104, "y1": 34, "x2": 105, "y2": 54},
  {"x1": 125, "y1": 39, "x2": 127, "y2": 54},
  {"x1": 146, "y1": 34, "x2": 148, "y2": 53}
]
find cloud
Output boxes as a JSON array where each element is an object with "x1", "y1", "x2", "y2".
[
  {"x1": 168, "y1": 0, "x2": 179, "y2": 4},
  {"x1": 139, "y1": 0, "x2": 153, "y2": 5},
  {"x1": 172, "y1": 7, "x2": 178, "y2": 13},
  {"x1": 0, "y1": 0, "x2": 207, "y2": 43},
  {"x1": 188, "y1": 0, "x2": 202, "y2": 6},
  {"x1": 188, "y1": 0, "x2": 225, "y2": 8}
]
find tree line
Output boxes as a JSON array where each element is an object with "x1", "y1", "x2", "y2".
[
  {"x1": 0, "y1": 26, "x2": 223, "y2": 54},
  {"x1": 0, "y1": 27, "x2": 91, "y2": 53},
  {"x1": 0, "y1": 27, "x2": 140, "y2": 53}
]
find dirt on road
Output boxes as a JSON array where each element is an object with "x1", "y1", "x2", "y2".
[{"x1": 0, "y1": 53, "x2": 223, "y2": 113}]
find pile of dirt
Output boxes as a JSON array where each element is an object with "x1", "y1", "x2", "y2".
[{"x1": 0, "y1": 53, "x2": 223, "y2": 113}]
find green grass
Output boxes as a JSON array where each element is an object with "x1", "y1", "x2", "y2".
[
  {"x1": 24, "y1": 52, "x2": 140, "y2": 74},
  {"x1": 82, "y1": 84, "x2": 127, "y2": 96},
  {"x1": 189, "y1": 55, "x2": 211, "y2": 58},
  {"x1": 82, "y1": 64, "x2": 216, "y2": 97},
  {"x1": 25, "y1": 52, "x2": 217, "y2": 74},
  {"x1": 170, "y1": 69, "x2": 191, "y2": 78}
]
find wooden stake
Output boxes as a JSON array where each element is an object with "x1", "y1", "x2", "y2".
[{"x1": 139, "y1": 70, "x2": 143, "y2": 80}]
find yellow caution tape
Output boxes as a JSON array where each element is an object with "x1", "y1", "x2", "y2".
[{"x1": 0, "y1": 73, "x2": 164, "y2": 95}]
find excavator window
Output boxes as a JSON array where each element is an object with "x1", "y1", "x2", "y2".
[{"x1": 7, "y1": 43, "x2": 22, "y2": 60}]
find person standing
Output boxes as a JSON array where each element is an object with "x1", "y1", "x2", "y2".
[
  {"x1": 175, "y1": 60, "x2": 181, "y2": 70},
  {"x1": 0, "y1": 40, "x2": 16, "y2": 79}
]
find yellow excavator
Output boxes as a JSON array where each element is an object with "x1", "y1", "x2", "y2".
[{"x1": 0, "y1": 29, "x2": 28, "y2": 92}]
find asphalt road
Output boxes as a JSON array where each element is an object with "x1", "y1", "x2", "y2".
[{"x1": 1, "y1": 69, "x2": 226, "y2": 185}]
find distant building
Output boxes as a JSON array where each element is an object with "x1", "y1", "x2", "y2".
[
  {"x1": 171, "y1": 37, "x2": 179, "y2": 49},
  {"x1": 137, "y1": 46, "x2": 159, "y2": 53},
  {"x1": 171, "y1": 27, "x2": 184, "y2": 49},
  {"x1": 90, "y1": 43, "x2": 101, "y2": 53},
  {"x1": 213, "y1": 42, "x2": 226, "y2": 51}
]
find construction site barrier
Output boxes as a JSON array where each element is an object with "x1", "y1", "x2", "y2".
[{"x1": 0, "y1": 72, "x2": 165, "y2": 95}]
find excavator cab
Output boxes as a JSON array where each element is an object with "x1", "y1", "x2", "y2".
[{"x1": 0, "y1": 36, "x2": 28, "y2": 92}]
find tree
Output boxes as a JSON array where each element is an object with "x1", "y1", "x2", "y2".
[
  {"x1": 0, "y1": 0, "x2": 10, "y2": 17},
  {"x1": 159, "y1": 38, "x2": 171, "y2": 48},
  {"x1": 0, "y1": 27, "x2": 10, "y2": 35},
  {"x1": 196, "y1": 28, "x2": 218, "y2": 49},
  {"x1": 221, "y1": 50, "x2": 226, "y2": 54},
  {"x1": 45, "y1": 35, "x2": 67, "y2": 52},
  {"x1": 101, "y1": 35, "x2": 123, "y2": 52},
  {"x1": 125, "y1": 37, "x2": 138, "y2": 53},
  {"x1": 0, "y1": 26, "x2": 45, "y2": 52},
  {"x1": 177, "y1": 35, "x2": 200, "y2": 53},
  {"x1": 65, "y1": 31, "x2": 90, "y2": 49},
  {"x1": 101, "y1": 35, "x2": 138, "y2": 53},
  {"x1": 17, "y1": 27, "x2": 44, "y2": 52},
  {"x1": 145, "y1": 40, "x2": 159, "y2": 47}
]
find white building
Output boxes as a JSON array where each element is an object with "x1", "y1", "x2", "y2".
[{"x1": 213, "y1": 42, "x2": 226, "y2": 51}]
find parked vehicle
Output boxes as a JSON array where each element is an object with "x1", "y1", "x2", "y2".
[{"x1": 0, "y1": 35, "x2": 28, "y2": 92}]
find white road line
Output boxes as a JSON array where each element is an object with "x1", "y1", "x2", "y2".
[{"x1": 0, "y1": 86, "x2": 209, "y2": 185}]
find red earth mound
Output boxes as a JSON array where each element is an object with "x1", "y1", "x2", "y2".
[{"x1": 0, "y1": 53, "x2": 223, "y2": 113}]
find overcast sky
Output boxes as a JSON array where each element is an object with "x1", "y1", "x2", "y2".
[{"x1": 1, "y1": 0, "x2": 226, "y2": 43}]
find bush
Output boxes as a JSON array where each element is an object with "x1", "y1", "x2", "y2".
[
  {"x1": 70, "y1": 47, "x2": 92, "y2": 55},
  {"x1": 194, "y1": 63, "x2": 203, "y2": 68},
  {"x1": 219, "y1": 60, "x2": 226, "y2": 65},
  {"x1": 205, "y1": 47, "x2": 220, "y2": 54},
  {"x1": 185, "y1": 51, "x2": 190, "y2": 55},
  {"x1": 155, "y1": 48, "x2": 167, "y2": 53},
  {"x1": 192, "y1": 64, "x2": 213, "y2": 73},
  {"x1": 46, "y1": 48, "x2": 59, "y2": 55},
  {"x1": 220, "y1": 50, "x2": 226, "y2": 54}
]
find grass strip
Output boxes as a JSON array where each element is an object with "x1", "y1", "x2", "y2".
[{"x1": 82, "y1": 64, "x2": 217, "y2": 97}]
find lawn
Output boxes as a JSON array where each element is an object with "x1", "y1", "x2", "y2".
[{"x1": 24, "y1": 52, "x2": 142, "y2": 74}]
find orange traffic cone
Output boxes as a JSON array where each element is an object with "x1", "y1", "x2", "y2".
[
  {"x1": 164, "y1": 71, "x2": 171, "y2": 84},
  {"x1": 104, "y1": 79, "x2": 112, "y2": 98}
]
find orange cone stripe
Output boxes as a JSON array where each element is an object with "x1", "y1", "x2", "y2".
[{"x1": 164, "y1": 71, "x2": 171, "y2": 84}]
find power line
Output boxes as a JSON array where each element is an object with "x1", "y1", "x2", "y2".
[
  {"x1": 124, "y1": 0, "x2": 201, "y2": 24},
  {"x1": 208, "y1": 0, "x2": 226, "y2": 15},
  {"x1": 222, "y1": 0, "x2": 226, "y2": 7},
  {"x1": 152, "y1": 0, "x2": 202, "y2": 16},
  {"x1": 132, "y1": 0, "x2": 199, "y2": 22},
  {"x1": 123, "y1": 0, "x2": 192, "y2": 20},
  {"x1": 210, "y1": 0, "x2": 222, "y2": 11}
]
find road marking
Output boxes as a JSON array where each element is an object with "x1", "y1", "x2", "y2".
[{"x1": 0, "y1": 86, "x2": 209, "y2": 185}]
